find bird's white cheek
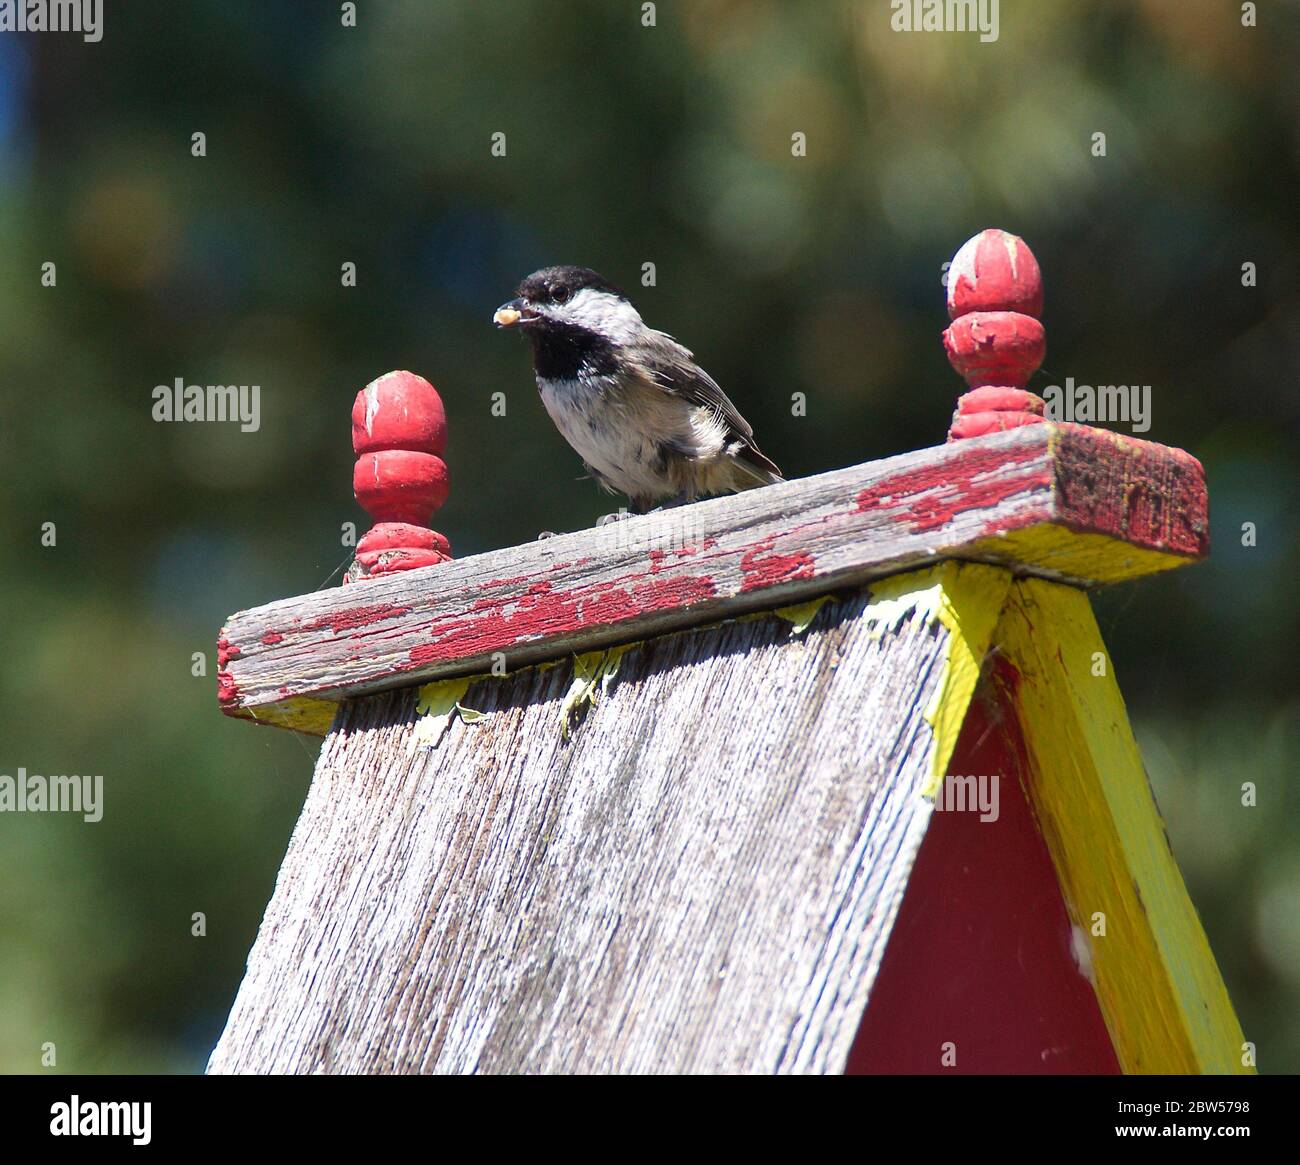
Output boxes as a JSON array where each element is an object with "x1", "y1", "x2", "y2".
[{"x1": 562, "y1": 289, "x2": 644, "y2": 344}]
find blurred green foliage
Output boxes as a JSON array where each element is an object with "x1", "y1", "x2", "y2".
[{"x1": 0, "y1": 0, "x2": 1296, "y2": 1073}]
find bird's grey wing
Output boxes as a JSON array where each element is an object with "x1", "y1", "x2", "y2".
[
  {"x1": 632, "y1": 331, "x2": 783, "y2": 481},
  {"x1": 632, "y1": 331, "x2": 756, "y2": 438}
]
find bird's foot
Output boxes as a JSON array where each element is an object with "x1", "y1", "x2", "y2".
[{"x1": 597, "y1": 495, "x2": 692, "y2": 526}]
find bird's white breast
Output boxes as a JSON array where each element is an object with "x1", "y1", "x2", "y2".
[{"x1": 536, "y1": 373, "x2": 728, "y2": 503}]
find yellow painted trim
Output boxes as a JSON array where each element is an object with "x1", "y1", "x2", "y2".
[
  {"x1": 416, "y1": 676, "x2": 475, "y2": 719},
  {"x1": 412, "y1": 675, "x2": 478, "y2": 748},
  {"x1": 865, "y1": 561, "x2": 1011, "y2": 797},
  {"x1": 560, "y1": 645, "x2": 632, "y2": 739},
  {"x1": 231, "y1": 695, "x2": 338, "y2": 736},
  {"x1": 773, "y1": 595, "x2": 833, "y2": 634},
  {"x1": 967, "y1": 522, "x2": 1198, "y2": 587},
  {"x1": 995, "y1": 577, "x2": 1250, "y2": 1074}
]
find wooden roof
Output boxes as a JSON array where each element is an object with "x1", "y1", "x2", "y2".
[
  {"x1": 211, "y1": 581, "x2": 966, "y2": 1072},
  {"x1": 216, "y1": 423, "x2": 1207, "y2": 735}
]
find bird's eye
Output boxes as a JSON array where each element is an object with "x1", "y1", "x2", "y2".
[{"x1": 551, "y1": 285, "x2": 569, "y2": 304}]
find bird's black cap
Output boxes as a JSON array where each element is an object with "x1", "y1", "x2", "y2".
[{"x1": 516, "y1": 266, "x2": 626, "y2": 304}]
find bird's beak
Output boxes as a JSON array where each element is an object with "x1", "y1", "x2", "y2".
[{"x1": 493, "y1": 298, "x2": 532, "y2": 328}]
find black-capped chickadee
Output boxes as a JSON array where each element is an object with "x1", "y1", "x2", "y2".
[{"x1": 494, "y1": 266, "x2": 783, "y2": 515}]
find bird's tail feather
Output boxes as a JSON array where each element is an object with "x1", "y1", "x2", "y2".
[{"x1": 730, "y1": 444, "x2": 785, "y2": 490}]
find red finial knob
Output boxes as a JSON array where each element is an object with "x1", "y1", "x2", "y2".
[
  {"x1": 943, "y1": 229, "x2": 1047, "y2": 441},
  {"x1": 346, "y1": 370, "x2": 451, "y2": 581}
]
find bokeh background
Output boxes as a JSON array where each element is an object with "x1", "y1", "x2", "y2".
[{"x1": 1, "y1": 0, "x2": 1296, "y2": 1073}]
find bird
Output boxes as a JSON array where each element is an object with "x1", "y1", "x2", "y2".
[{"x1": 494, "y1": 266, "x2": 783, "y2": 517}]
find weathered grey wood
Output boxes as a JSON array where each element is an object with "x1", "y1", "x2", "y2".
[
  {"x1": 218, "y1": 423, "x2": 1207, "y2": 733},
  {"x1": 208, "y1": 588, "x2": 948, "y2": 1074}
]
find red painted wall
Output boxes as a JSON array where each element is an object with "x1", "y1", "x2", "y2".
[{"x1": 844, "y1": 684, "x2": 1121, "y2": 1074}]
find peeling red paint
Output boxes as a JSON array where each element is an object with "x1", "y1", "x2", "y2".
[
  {"x1": 217, "y1": 426, "x2": 1209, "y2": 722},
  {"x1": 300, "y1": 602, "x2": 413, "y2": 634},
  {"x1": 404, "y1": 570, "x2": 717, "y2": 669},
  {"x1": 739, "y1": 541, "x2": 816, "y2": 592},
  {"x1": 217, "y1": 673, "x2": 239, "y2": 705},
  {"x1": 856, "y1": 442, "x2": 1047, "y2": 533},
  {"x1": 216, "y1": 635, "x2": 242, "y2": 706},
  {"x1": 483, "y1": 573, "x2": 532, "y2": 589},
  {"x1": 1052, "y1": 425, "x2": 1208, "y2": 558}
]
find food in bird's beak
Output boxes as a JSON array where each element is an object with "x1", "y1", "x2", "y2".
[{"x1": 493, "y1": 307, "x2": 521, "y2": 327}]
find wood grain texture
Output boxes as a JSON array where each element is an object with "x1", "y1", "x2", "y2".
[
  {"x1": 208, "y1": 584, "x2": 955, "y2": 1075},
  {"x1": 218, "y1": 424, "x2": 1208, "y2": 733}
]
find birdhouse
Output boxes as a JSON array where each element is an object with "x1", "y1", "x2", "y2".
[{"x1": 209, "y1": 230, "x2": 1247, "y2": 1075}]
